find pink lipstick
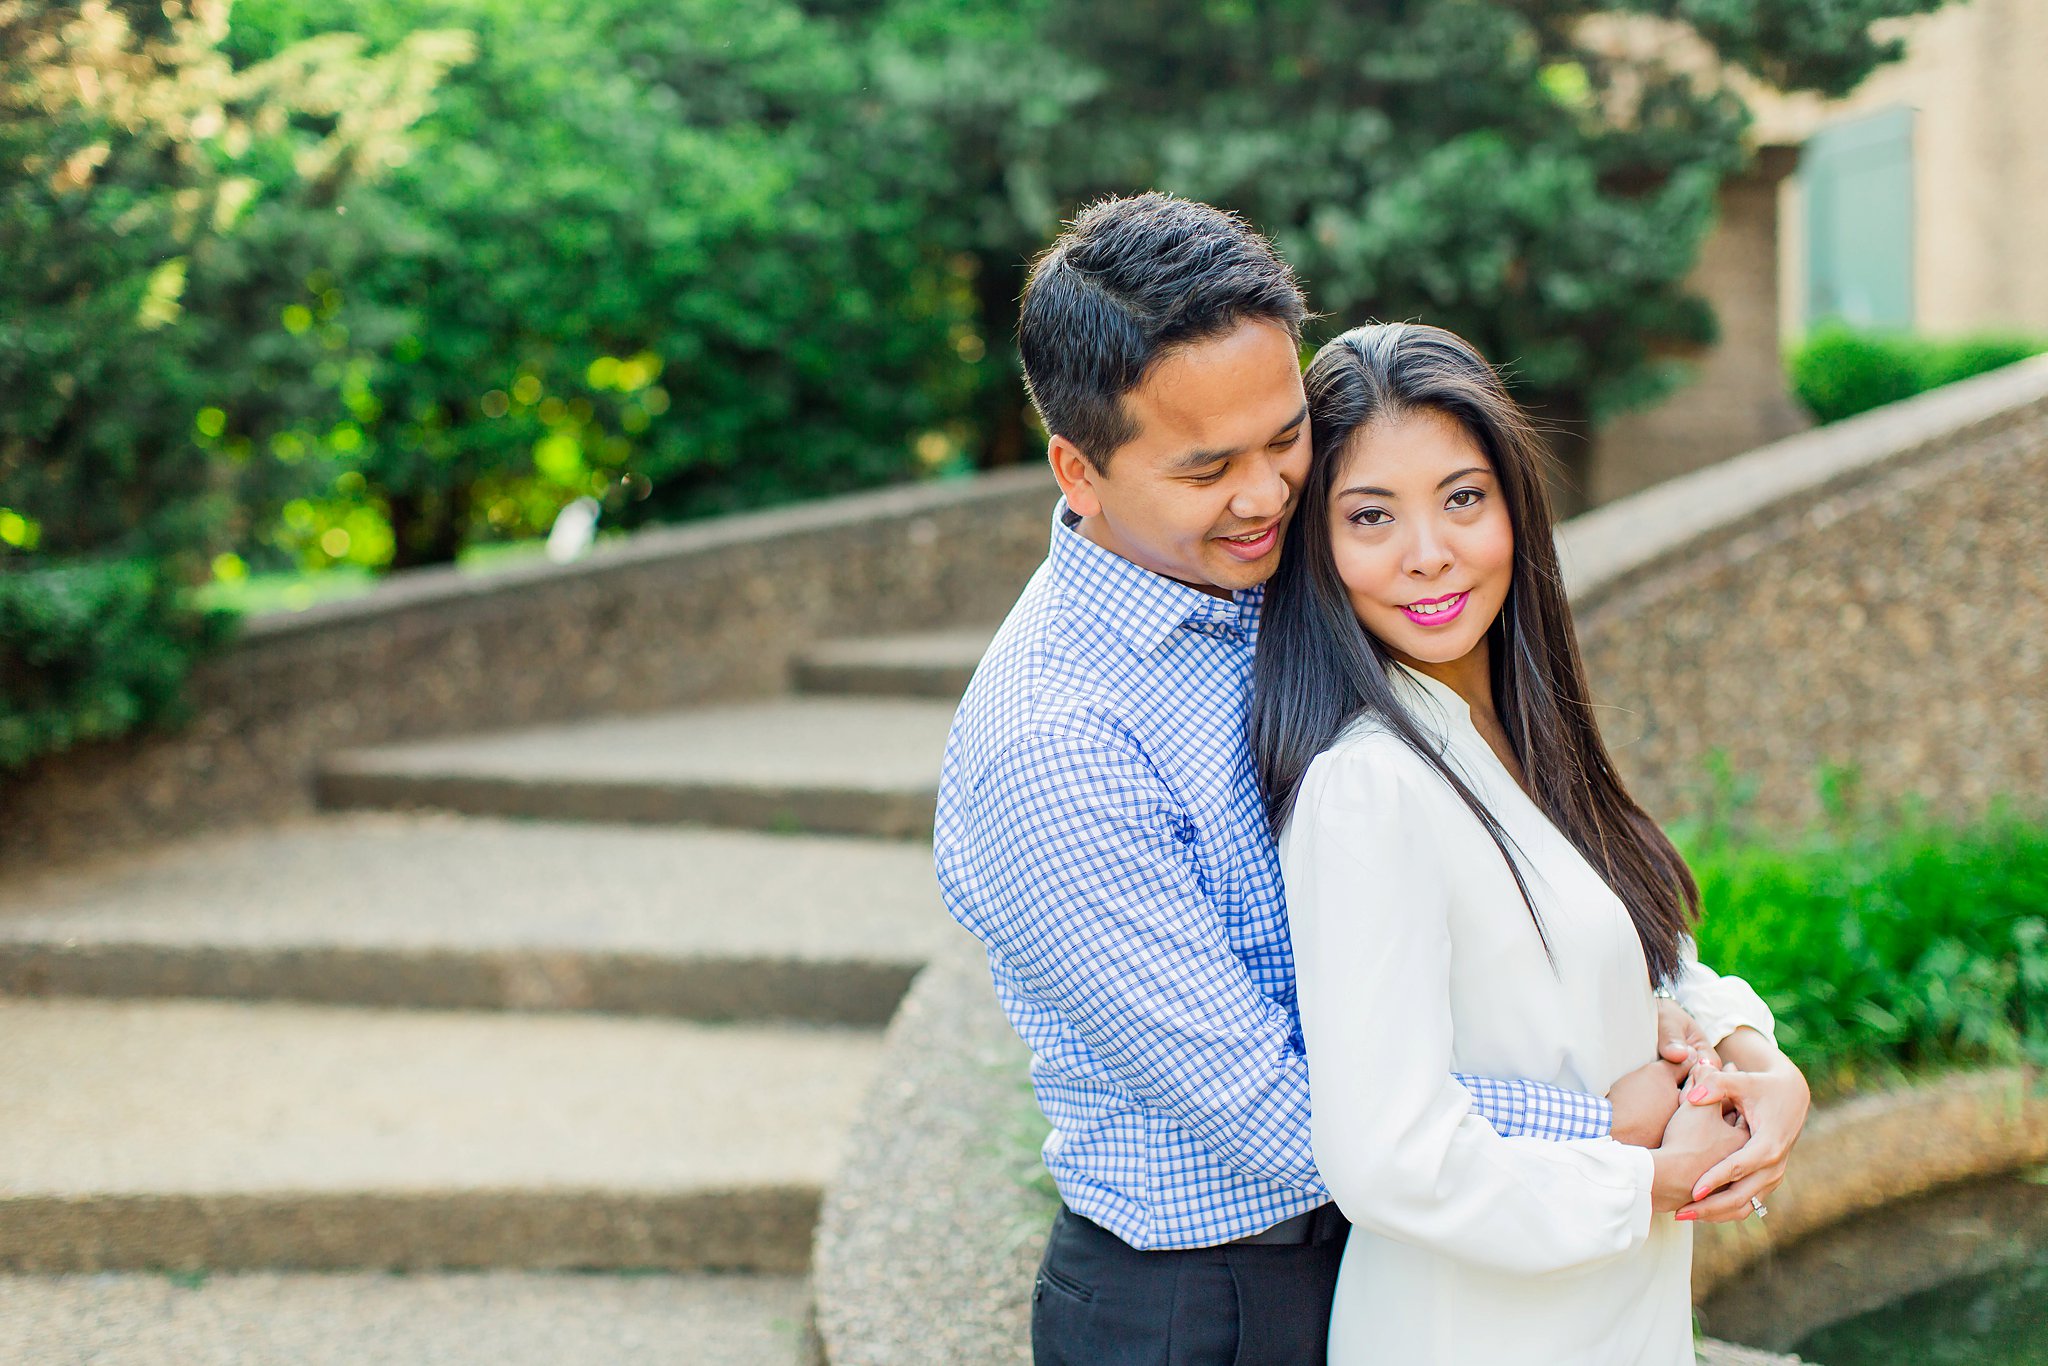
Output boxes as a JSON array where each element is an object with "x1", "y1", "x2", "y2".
[{"x1": 1400, "y1": 590, "x2": 1468, "y2": 627}]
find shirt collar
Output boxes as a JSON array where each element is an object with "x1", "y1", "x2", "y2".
[{"x1": 1049, "y1": 499, "x2": 1264, "y2": 654}]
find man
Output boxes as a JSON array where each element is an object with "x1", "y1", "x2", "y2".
[{"x1": 933, "y1": 192, "x2": 1807, "y2": 1364}]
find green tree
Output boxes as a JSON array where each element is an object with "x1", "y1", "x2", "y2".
[
  {"x1": 226, "y1": 0, "x2": 982, "y2": 568},
  {"x1": 861, "y1": 0, "x2": 1951, "y2": 503},
  {"x1": 0, "y1": 0, "x2": 461, "y2": 767}
]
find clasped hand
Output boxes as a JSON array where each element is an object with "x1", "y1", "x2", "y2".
[{"x1": 1608, "y1": 1001, "x2": 1811, "y2": 1221}]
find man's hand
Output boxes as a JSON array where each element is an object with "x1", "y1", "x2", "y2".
[
  {"x1": 1650, "y1": 1077, "x2": 1749, "y2": 1213},
  {"x1": 1672, "y1": 1027, "x2": 1812, "y2": 1223},
  {"x1": 1656, "y1": 998, "x2": 1721, "y2": 1071},
  {"x1": 1606, "y1": 1055, "x2": 1686, "y2": 1148}
]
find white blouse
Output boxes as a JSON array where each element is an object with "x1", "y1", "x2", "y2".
[{"x1": 1279, "y1": 664, "x2": 1775, "y2": 1365}]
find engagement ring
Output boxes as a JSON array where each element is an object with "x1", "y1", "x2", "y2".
[{"x1": 1749, "y1": 1196, "x2": 1768, "y2": 1219}]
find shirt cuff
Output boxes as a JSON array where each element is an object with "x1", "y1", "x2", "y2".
[{"x1": 1460, "y1": 1074, "x2": 1613, "y2": 1142}]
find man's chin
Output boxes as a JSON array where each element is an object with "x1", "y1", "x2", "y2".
[{"x1": 1203, "y1": 548, "x2": 1282, "y2": 593}]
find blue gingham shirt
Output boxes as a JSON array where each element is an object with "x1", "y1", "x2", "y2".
[{"x1": 934, "y1": 502, "x2": 1612, "y2": 1250}]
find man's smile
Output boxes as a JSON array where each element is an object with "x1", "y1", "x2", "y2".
[{"x1": 1215, "y1": 521, "x2": 1282, "y2": 560}]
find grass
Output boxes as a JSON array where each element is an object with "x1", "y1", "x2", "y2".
[{"x1": 1683, "y1": 797, "x2": 2048, "y2": 1098}]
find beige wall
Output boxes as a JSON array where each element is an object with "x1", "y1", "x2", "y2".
[
  {"x1": 1582, "y1": 0, "x2": 2048, "y2": 504},
  {"x1": 1589, "y1": 155, "x2": 1810, "y2": 504},
  {"x1": 1757, "y1": 0, "x2": 2048, "y2": 338}
]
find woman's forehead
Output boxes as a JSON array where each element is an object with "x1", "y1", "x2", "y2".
[{"x1": 1335, "y1": 409, "x2": 1492, "y2": 489}]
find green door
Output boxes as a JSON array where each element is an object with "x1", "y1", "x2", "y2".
[{"x1": 1803, "y1": 106, "x2": 1915, "y2": 327}]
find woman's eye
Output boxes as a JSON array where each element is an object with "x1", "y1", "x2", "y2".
[
  {"x1": 1349, "y1": 508, "x2": 1391, "y2": 527},
  {"x1": 1447, "y1": 488, "x2": 1483, "y2": 509}
]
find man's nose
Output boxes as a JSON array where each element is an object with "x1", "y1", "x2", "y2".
[{"x1": 1229, "y1": 452, "x2": 1291, "y2": 521}]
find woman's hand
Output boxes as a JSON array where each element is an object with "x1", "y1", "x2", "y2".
[
  {"x1": 1655, "y1": 998, "x2": 1722, "y2": 1071},
  {"x1": 1671, "y1": 1027, "x2": 1812, "y2": 1223},
  {"x1": 1650, "y1": 1075, "x2": 1748, "y2": 1214}
]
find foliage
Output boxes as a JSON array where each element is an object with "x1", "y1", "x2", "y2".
[
  {"x1": 0, "y1": 0, "x2": 465, "y2": 563},
  {"x1": 0, "y1": 0, "x2": 459, "y2": 769},
  {"x1": 1684, "y1": 790, "x2": 2048, "y2": 1097},
  {"x1": 1787, "y1": 322, "x2": 2048, "y2": 425},
  {"x1": 858, "y1": 0, "x2": 1952, "y2": 497},
  {"x1": 221, "y1": 0, "x2": 983, "y2": 568},
  {"x1": 0, "y1": 559, "x2": 235, "y2": 769}
]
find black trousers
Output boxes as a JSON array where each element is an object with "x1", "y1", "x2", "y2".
[{"x1": 1032, "y1": 1204, "x2": 1350, "y2": 1366}]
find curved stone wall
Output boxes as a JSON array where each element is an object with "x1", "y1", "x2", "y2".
[
  {"x1": 0, "y1": 468, "x2": 1054, "y2": 870},
  {"x1": 1565, "y1": 355, "x2": 2048, "y2": 827}
]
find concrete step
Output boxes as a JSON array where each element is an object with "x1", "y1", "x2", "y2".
[
  {"x1": 318, "y1": 698, "x2": 956, "y2": 840},
  {"x1": 0, "y1": 813, "x2": 953, "y2": 1026},
  {"x1": 793, "y1": 628, "x2": 993, "y2": 699},
  {"x1": 0, "y1": 998, "x2": 881, "y2": 1275},
  {"x1": 0, "y1": 1270, "x2": 812, "y2": 1365}
]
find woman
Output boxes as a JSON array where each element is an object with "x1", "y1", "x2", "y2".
[{"x1": 1250, "y1": 324, "x2": 1797, "y2": 1363}]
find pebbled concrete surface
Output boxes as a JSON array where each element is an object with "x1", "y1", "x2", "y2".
[
  {"x1": 0, "y1": 998, "x2": 881, "y2": 1272},
  {"x1": 319, "y1": 698, "x2": 958, "y2": 838},
  {"x1": 793, "y1": 628, "x2": 994, "y2": 699},
  {"x1": 0, "y1": 813, "x2": 960, "y2": 1023},
  {"x1": 0, "y1": 1270, "x2": 811, "y2": 1365}
]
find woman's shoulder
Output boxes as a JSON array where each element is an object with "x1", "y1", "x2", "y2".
[{"x1": 1290, "y1": 718, "x2": 1457, "y2": 829}]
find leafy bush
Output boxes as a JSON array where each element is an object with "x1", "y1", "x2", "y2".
[
  {"x1": 0, "y1": 560, "x2": 235, "y2": 770},
  {"x1": 1787, "y1": 322, "x2": 2048, "y2": 424},
  {"x1": 1685, "y1": 801, "x2": 2048, "y2": 1096},
  {"x1": 221, "y1": 0, "x2": 983, "y2": 570},
  {"x1": 0, "y1": 0, "x2": 459, "y2": 771}
]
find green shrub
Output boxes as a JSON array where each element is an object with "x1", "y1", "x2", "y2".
[
  {"x1": 1685, "y1": 803, "x2": 2048, "y2": 1097},
  {"x1": 0, "y1": 560, "x2": 236, "y2": 771},
  {"x1": 1787, "y1": 322, "x2": 2048, "y2": 424}
]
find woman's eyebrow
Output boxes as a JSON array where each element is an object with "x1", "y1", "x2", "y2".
[{"x1": 1336, "y1": 466, "x2": 1491, "y2": 499}]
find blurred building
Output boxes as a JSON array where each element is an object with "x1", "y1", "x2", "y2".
[{"x1": 1586, "y1": 0, "x2": 2048, "y2": 503}]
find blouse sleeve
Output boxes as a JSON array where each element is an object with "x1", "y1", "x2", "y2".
[
  {"x1": 1281, "y1": 735, "x2": 1654, "y2": 1276},
  {"x1": 1671, "y1": 939, "x2": 1778, "y2": 1047}
]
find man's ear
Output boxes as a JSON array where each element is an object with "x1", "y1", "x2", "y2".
[{"x1": 1048, "y1": 435, "x2": 1106, "y2": 518}]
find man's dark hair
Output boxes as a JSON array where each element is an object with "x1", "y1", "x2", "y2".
[{"x1": 1017, "y1": 192, "x2": 1309, "y2": 468}]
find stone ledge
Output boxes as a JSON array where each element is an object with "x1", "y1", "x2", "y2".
[
  {"x1": 1, "y1": 467, "x2": 1056, "y2": 871},
  {"x1": 1691, "y1": 1067, "x2": 2048, "y2": 1297},
  {"x1": 1558, "y1": 353, "x2": 2048, "y2": 612},
  {"x1": 240, "y1": 469, "x2": 1052, "y2": 647}
]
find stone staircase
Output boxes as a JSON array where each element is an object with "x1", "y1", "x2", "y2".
[{"x1": 0, "y1": 627, "x2": 992, "y2": 1365}]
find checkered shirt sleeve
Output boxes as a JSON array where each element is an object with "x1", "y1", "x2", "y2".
[{"x1": 1461, "y1": 1073, "x2": 1613, "y2": 1142}]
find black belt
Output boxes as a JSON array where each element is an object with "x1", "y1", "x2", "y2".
[{"x1": 1224, "y1": 1203, "x2": 1346, "y2": 1246}]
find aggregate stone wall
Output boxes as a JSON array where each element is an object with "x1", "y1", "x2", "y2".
[
  {"x1": 0, "y1": 468, "x2": 1056, "y2": 871},
  {"x1": 1565, "y1": 355, "x2": 2048, "y2": 829}
]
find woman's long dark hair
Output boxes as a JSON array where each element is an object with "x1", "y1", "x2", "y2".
[{"x1": 1251, "y1": 323, "x2": 1696, "y2": 985}]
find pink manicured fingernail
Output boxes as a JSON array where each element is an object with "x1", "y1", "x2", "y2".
[
  {"x1": 1686, "y1": 1086, "x2": 1709, "y2": 1103},
  {"x1": 1674, "y1": 1211, "x2": 1698, "y2": 1222}
]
